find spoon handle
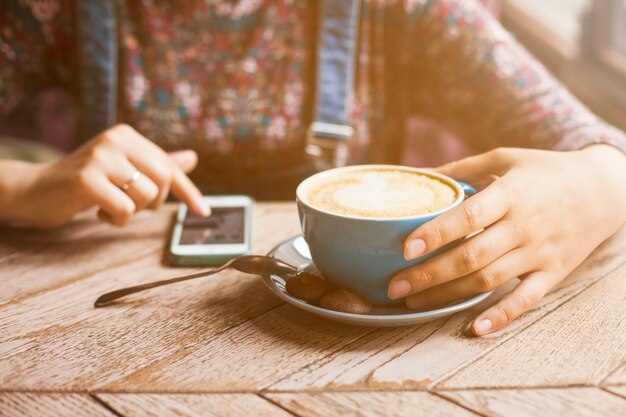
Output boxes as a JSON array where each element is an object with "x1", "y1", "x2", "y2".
[{"x1": 94, "y1": 259, "x2": 236, "y2": 307}]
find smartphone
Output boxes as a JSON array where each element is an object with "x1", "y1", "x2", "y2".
[{"x1": 169, "y1": 195, "x2": 254, "y2": 265}]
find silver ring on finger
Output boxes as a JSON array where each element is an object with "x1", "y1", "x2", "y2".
[{"x1": 121, "y1": 170, "x2": 142, "y2": 191}]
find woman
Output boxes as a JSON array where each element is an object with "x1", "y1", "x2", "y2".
[{"x1": 1, "y1": 0, "x2": 625, "y2": 336}]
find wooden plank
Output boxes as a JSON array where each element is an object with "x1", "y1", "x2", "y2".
[
  {"x1": 0, "y1": 262, "x2": 283, "y2": 390},
  {"x1": 440, "y1": 388, "x2": 626, "y2": 417},
  {"x1": 2, "y1": 206, "x2": 625, "y2": 395},
  {"x1": 269, "y1": 226, "x2": 626, "y2": 391},
  {"x1": 96, "y1": 393, "x2": 293, "y2": 417},
  {"x1": 264, "y1": 392, "x2": 477, "y2": 417},
  {"x1": 438, "y1": 264, "x2": 626, "y2": 389},
  {"x1": 604, "y1": 385, "x2": 626, "y2": 399},
  {"x1": 0, "y1": 204, "x2": 298, "y2": 346},
  {"x1": 0, "y1": 203, "x2": 297, "y2": 305},
  {"x1": 0, "y1": 218, "x2": 106, "y2": 259},
  {"x1": 0, "y1": 203, "x2": 301, "y2": 391},
  {"x1": 0, "y1": 208, "x2": 107, "y2": 252},
  {"x1": 0, "y1": 208, "x2": 176, "y2": 305},
  {"x1": 268, "y1": 318, "x2": 449, "y2": 391},
  {"x1": 102, "y1": 304, "x2": 373, "y2": 392},
  {"x1": 0, "y1": 393, "x2": 114, "y2": 417},
  {"x1": 602, "y1": 362, "x2": 626, "y2": 386},
  {"x1": 0, "y1": 256, "x2": 174, "y2": 346}
]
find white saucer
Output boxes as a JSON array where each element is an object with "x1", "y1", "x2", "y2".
[{"x1": 261, "y1": 235, "x2": 493, "y2": 327}]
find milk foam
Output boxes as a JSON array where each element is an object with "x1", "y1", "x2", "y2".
[{"x1": 305, "y1": 169, "x2": 457, "y2": 218}]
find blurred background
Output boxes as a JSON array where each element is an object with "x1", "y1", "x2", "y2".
[
  {"x1": 2, "y1": 0, "x2": 625, "y2": 168},
  {"x1": 403, "y1": 0, "x2": 626, "y2": 166},
  {"x1": 502, "y1": 0, "x2": 625, "y2": 132}
]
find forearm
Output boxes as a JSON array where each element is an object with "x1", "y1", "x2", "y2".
[{"x1": 0, "y1": 160, "x2": 40, "y2": 224}]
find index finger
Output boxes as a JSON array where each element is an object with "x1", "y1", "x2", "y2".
[
  {"x1": 404, "y1": 181, "x2": 511, "y2": 260},
  {"x1": 170, "y1": 167, "x2": 209, "y2": 216}
]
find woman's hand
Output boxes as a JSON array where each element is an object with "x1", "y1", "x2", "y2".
[
  {"x1": 388, "y1": 146, "x2": 626, "y2": 336},
  {"x1": 8, "y1": 124, "x2": 209, "y2": 228}
]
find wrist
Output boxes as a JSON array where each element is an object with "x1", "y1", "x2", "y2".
[
  {"x1": 579, "y1": 144, "x2": 626, "y2": 221},
  {"x1": 0, "y1": 161, "x2": 46, "y2": 224}
]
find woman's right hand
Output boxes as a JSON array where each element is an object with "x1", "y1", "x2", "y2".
[{"x1": 13, "y1": 124, "x2": 209, "y2": 228}]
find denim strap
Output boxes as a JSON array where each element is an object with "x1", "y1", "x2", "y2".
[
  {"x1": 307, "y1": 0, "x2": 361, "y2": 166},
  {"x1": 75, "y1": 0, "x2": 118, "y2": 141}
]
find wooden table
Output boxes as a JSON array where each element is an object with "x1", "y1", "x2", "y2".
[{"x1": 1, "y1": 203, "x2": 624, "y2": 417}]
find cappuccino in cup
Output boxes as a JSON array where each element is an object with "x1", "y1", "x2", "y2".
[
  {"x1": 303, "y1": 167, "x2": 457, "y2": 219},
  {"x1": 296, "y1": 165, "x2": 474, "y2": 305}
]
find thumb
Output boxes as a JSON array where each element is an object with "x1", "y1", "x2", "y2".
[
  {"x1": 436, "y1": 151, "x2": 509, "y2": 184},
  {"x1": 169, "y1": 150, "x2": 198, "y2": 173}
]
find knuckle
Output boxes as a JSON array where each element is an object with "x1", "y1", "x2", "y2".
[
  {"x1": 491, "y1": 304, "x2": 512, "y2": 325},
  {"x1": 104, "y1": 124, "x2": 135, "y2": 146},
  {"x1": 114, "y1": 201, "x2": 136, "y2": 220},
  {"x1": 461, "y1": 203, "x2": 482, "y2": 229},
  {"x1": 77, "y1": 169, "x2": 92, "y2": 188},
  {"x1": 489, "y1": 147, "x2": 508, "y2": 160},
  {"x1": 97, "y1": 132, "x2": 119, "y2": 149},
  {"x1": 476, "y1": 268, "x2": 498, "y2": 291},
  {"x1": 488, "y1": 147, "x2": 517, "y2": 166},
  {"x1": 145, "y1": 184, "x2": 160, "y2": 202},
  {"x1": 458, "y1": 247, "x2": 481, "y2": 271},
  {"x1": 426, "y1": 223, "x2": 446, "y2": 247},
  {"x1": 111, "y1": 123, "x2": 134, "y2": 136},
  {"x1": 411, "y1": 270, "x2": 433, "y2": 291},
  {"x1": 513, "y1": 292, "x2": 534, "y2": 311},
  {"x1": 154, "y1": 164, "x2": 174, "y2": 186},
  {"x1": 87, "y1": 144, "x2": 109, "y2": 162}
]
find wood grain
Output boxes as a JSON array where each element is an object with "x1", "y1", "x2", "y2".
[
  {"x1": 1, "y1": 203, "x2": 625, "y2": 416},
  {"x1": 268, "y1": 317, "x2": 449, "y2": 391},
  {"x1": 602, "y1": 362, "x2": 626, "y2": 386},
  {"x1": 603, "y1": 385, "x2": 626, "y2": 399},
  {"x1": 439, "y1": 264, "x2": 626, "y2": 389},
  {"x1": 0, "y1": 260, "x2": 281, "y2": 390},
  {"x1": 103, "y1": 304, "x2": 373, "y2": 392},
  {"x1": 0, "y1": 204, "x2": 297, "y2": 345},
  {"x1": 96, "y1": 393, "x2": 293, "y2": 417},
  {"x1": 0, "y1": 208, "x2": 108, "y2": 251},
  {"x1": 270, "y1": 226, "x2": 626, "y2": 392},
  {"x1": 0, "y1": 203, "x2": 298, "y2": 306},
  {"x1": 0, "y1": 208, "x2": 175, "y2": 305},
  {"x1": 0, "y1": 203, "x2": 300, "y2": 391},
  {"x1": 440, "y1": 388, "x2": 626, "y2": 417},
  {"x1": 0, "y1": 393, "x2": 114, "y2": 417},
  {"x1": 265, "y1": 392, "x2": 477, "y2": 417}
]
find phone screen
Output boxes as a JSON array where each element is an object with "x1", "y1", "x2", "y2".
[{"x1": 180, "y1": 207, "x2": 245, "y2": 245}]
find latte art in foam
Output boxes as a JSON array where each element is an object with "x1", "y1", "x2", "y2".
[{"x1": 304, "y1": 168, "x2": 457, "y2": 218}]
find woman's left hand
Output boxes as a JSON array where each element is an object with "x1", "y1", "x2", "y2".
[{"x1": 387, "y1": 145, "x2": 626, "y2": 336}]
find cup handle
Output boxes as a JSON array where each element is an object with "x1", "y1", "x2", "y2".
[{"x1": 458, "y1": 181, "x2": 477, "y2": 199}]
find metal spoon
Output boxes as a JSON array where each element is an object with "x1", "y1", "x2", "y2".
[{"x1": 94, "y1": 255, "x2": 299, "y2": 307}]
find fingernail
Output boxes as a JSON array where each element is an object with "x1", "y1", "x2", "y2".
[
  {"x1": 388, "y1": 280, "x2": 412, "y2": 299},
  {"x1": 404, "y1": 238, "x2": 426, "y2": 260},
  {"x1": 474, "y1": 318, "x2": 492, "y2": 335},
  {"x1": 198, "y1": 202, "x2": 211, "y2": 217}
]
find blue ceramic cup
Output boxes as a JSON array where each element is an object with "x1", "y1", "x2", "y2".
[{"x1": 296, "y1": 165, "x2": 476, "y2": 306}]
